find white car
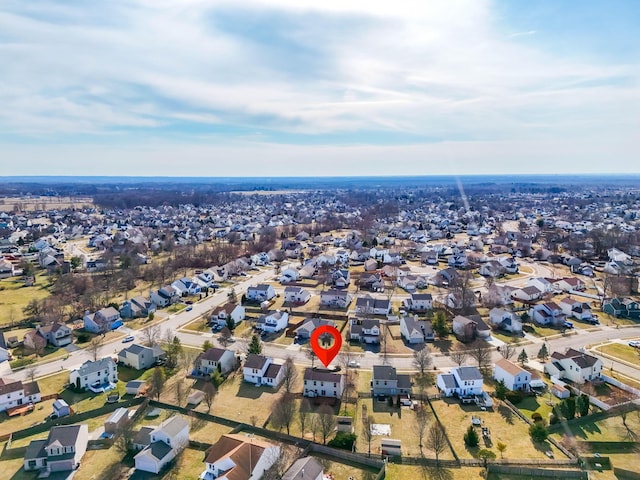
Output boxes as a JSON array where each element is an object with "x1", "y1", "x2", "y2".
[
  {"x1": 348, "y1": 360, "x2": 361, "y2": 368},
  {"x1": 628, "y1": 341, "x2": 640, "y2": 348}
]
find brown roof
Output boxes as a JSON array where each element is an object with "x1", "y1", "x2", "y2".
[
  {"x1": 213, "y1": 303, "x2": 238, "y2": 316},
  {"x1": 201, "y1": 347, "x2": 229, "y2": 362},
  {"x1": 204, "y1": 434, "x2": 273, "y2": 480},
  {"x1": 303, "y1": 368, "x2": 342, "y2": 383},
  {"x1": 495, "y1": 358, "x2": 527, "y2": 377},
  {"x1": 0, "y1": 378, "x2": 24, "y2": 396}
]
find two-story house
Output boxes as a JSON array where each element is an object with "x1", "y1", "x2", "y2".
[
  {"x1": 23, "y1": 330, "x2": 47, "y2": 352},
  {"x1": 399, "y1": 315, "x2": 434, "y2": 344},
  {"x1": 403, "y1": 293, "x2": 433, "y2": 312},
  {"x1": 120, "y1": 295, "x2": 156, "y2": 319},
  {"x1": 210, "y1": 303, "x2": 245, "y2": 329},
  {"x1": 553, "y1": 277, "x2": 586, "y2": 293},
  {"x1": 118, "y1": 344, "x2": 166, "y2": 370},
  {"x1": 511, "y1": 285, "x2": 543, "y2": 302},
  {"x1": 371, "y1": 365, "x2": 412, "y2": 397},
  {"x1": 36, "y1": 322, "x2": 73, "y2": 347},
  {"x1": 24, "y1": 424, "x2": 89, "y2": 473},
  {"x1": 0, "y1": 378, "x2": 41, "y2": 413},
  {"x1": 246, "y1": 284, "x2": 276, "y2": 302},
  {"x1": 134, "y1": 415, "x2": 190, "y2": 474},
  {"x1": 255, "y1": 310, "x2": 289, "y2": 333},
  {"x1": 320, "y1": 289, "x2": 351, "y2": 309},
  {"x1": 355, "y1": 295, "x2": 391, "y2": 315},
  {"x1": 199, "y1": 434, "x2": 280, "y2": 480},
  {"x1": 530, "y1": 302, "x2": 566, "y2": 326},
  {"x1": 331, "y1": 269, "x2": 351, "y2": 288},
  {"x1": 295, "y1": 318, "x2": 336, "y2": 340},
  {"x1": 83, "y1": 306, "x2": 122, "y2": 333},
  {"x1": 544, "y1": 348, "x2": 603, "y2": 384},
  {"x1": 349, "y1": 318, "x2": 381, "y2": 344},
  {"x1": 195, "y1": 348, "x2": 236, "y2": 375},
  {"x1": 242, "y1": 355, "x2": 284, "y2": 387},
  {"x1": 151, "y1": 285, "x2": 180, "y2": 308},
  {"x1": 171, "y1": 277, "x2": 202, "y2": 296},
  {"x1": 493, "y1": 358, "x2": 531, "y2": 391},
  {"x1": 452, "y1": 315, "x2": 491, "y2": 342},
  {"x1": 303, "y1": 368, "x2": 344, "y2": 399},
  {"x1": 282, "y1": 456, "x2": 324, "y2": 480},
  {"x1": 559, "y1": 297, "x2": 593, "y2": 321},
  {"x1": 603, "y1": 298, "x2": 640, "y2": 320},
  {"x1": 283, "y1": 286, "x2": 312, "y2": 305},
  {"x1": 488, "y1": 308, "x2": 522, "y2": 334},
  {"x1": 69, "y1": 357, "x2": 118, "y2": 392},
  {"x1": 436, "y1": 366, "x2": 484, "y2": 397}
]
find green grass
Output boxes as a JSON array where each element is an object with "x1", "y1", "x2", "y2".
[
  {"x1": 596, "y1": 343, "x2": 640, "y2": 365},
  {"x1": 516, "y1": 394, "x2": 559, "y2": 422},
  {"x1": 9, "y1": 345, "x2": 67, "y2": 369},
  {"x1": 0, "y1": 272, "x2": 51, "y2": 326},
  {"x1": 167, "y1": 303, "x2": 187, "y2": 313}
]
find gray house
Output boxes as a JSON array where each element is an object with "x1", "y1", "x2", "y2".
[
  {"x1": 24, "y1": 424, "x2": 89, "y2": 473},
  {"x1": 371, "y1": 365, "x2": 412, "y2": 397},
  {"x1": 118, "y1": 344, "x2": 166, "y2": 370}
]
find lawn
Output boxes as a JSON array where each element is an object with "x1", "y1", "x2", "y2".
[
  {"x1": 314, "y1": 454, "x2": 380, "y2": 480},
  {"x1": 9, "y1": 345, "x2": 67, "y2": 369},
  {"x1": 0, "y1": 272, "x2": 51, "y2": 326},
  {"x1": 430, "y1": 398, "x2": 565, "y2": 461},
  {"x1": 516, "y1": 393, "x2": 560, "y2": 423},
  {"x1": 73, "y1": 445, "x2": 128, "y2": 480},
  {"x1": 596, "y1": 343, "x2": 640, "y2": 365},
  {"x1": 0, "y1": 399, "x2": 56, "y2": 437},
  {"x1": 182, "y1": 316, "x2": 210, "y2": 333},
  {"x1": 0, "y1": 443, "x2": 36, "y2": 480},
  {"x1": 386, "y1": 464, "x2": 484, "y2": 480},
  {"x1": 550, "y1": 407, "x2": 640, "y2": 442},
  {"x1": 158, "y1": 447, "x2": 206, "y2": 480}
]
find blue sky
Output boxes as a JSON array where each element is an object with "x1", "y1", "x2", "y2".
[{"x1": 0, "y1": 0, "x2": 638, "y2": 176}]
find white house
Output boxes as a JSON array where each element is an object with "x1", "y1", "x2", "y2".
[
  {"x1": 196, "y1": 348, "x2": 236, "y2": 375},
  {"x1": 400, "y1": 315, "x2": 434, "y2": 344},
  {"x1": 303, "y1": 368, "x2": 344, "y2": 399},
  {"x1": 349, "y1": 318, "x2": 381, "y2": 343},
  {"x1": 436, "y1": 366, "x2": 484, "y2": 397},
  {"x1": 559, "y1": 297, "x2": 593, "y2": 321},
  {"x1": 255, "y1": 310, "x2": 289, "y2": 333},
  {"x1": 320, "y1": 289, "x2": 351, "y2": 308},
  {"x1": 553, "y1": 277, "x2": 586, "y2": 292},
  {"x1": 118, "y1": 344, "x2": 165, "y2": 370},
  {"x1": 151, "y1": 285, "x2": 180, "y2": 307},
  {"x1": 36, "y1": 322, "x2": 73, "y2": 347},
  {"x1": 544, "y1": 348, "x2": 603, "y2": 384},
  {"x1": 279, "y1": 268, "x2": 300, "y2": 284},
  {"x1": 530, "y1": 302, "x2": 566, "y2": 326},
  {"x1": 171, "y1": 277, "x2": 202, "y2": 296},
  {"x1": 283, "y1": 286, "x2": 312, "y2": 305},
  {"x1": 371, "y1": 365, "x2": 412, "y2": 397},
  {"x1": 493, "y1": 358, "x2": 531, "y2": 391},
  {"x1": 200, "y1": 434, "x2": 280, "y2": 480},
  {"x1": 134, "y1": 415, "x2": 190, "y2": 474},
  {"x1": 403, "y1": 293, "x2": 433, "y2": 312},
  {"x1": 210, "y1": 303, "x2": 245, "y2": 328},
  {"x1": 355, "y1": 295, "x2": 391, "y2": 315},
  {"x1": 489, "y1": 308, "x2": 523, "y2": 334},
  {"x1": 242, "y1": 355, "x2": 284, "y2": 387},
  {"x1": 527, "y1": 277, "x2": 554, "y2": 294},
  {"x1": 69, "y1": 358, "x2": 118, "y2": 392},
  {"x1": 511, "y1": 286, "x2": 543, "y2": 302},
  {"x1": 246, "y1": 284, "x2": 276, "y2": 302},
  {"x1": 0, "y1": 378, "x2": 41, "y2": 413}
]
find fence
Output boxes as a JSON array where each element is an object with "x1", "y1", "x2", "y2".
[
  {"x1": 613, "y1": 467, "x2": 640, "y2": 479},
  {"x1": 424, "y1": 397, "x2": 460, "y2": 464},
  {"x1": 601, "y1": 374, "x2": 640, "y2": 397},
  {"x1": 488, "y1": 465, "x2": 587, "y2": 479}
]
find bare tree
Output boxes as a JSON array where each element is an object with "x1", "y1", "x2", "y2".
[
  {"x1": 142, "y1": 324, "x2": 161, "y2": 347},
  {"x1": 271, "y1": 393, "x2": 296, "y2": 434},
  {"x1": 414, "y1": 372, "x2": 433, "y2": 404},
  {"x1": 310, "y1": 413, "x2": 321, "y2": 442},
  {"x1": 341, "y1": 369, "x2": 357, "y2": 415},
  {"x1": 362, "y1": 414, "x2": 375, "y2": 457},
  {"x1": 499, "y1": 341, "x2": 518, "y2": 361},
  {"x1": 150, "y1": 366, "x2": 166, "y2": 401},
  {"x1": 468, "y1": 339, "x2": 492, "y2": 372},
  {"x1": 218, "y1": 326, "x2": 232, "y2": 348},
  {"x1": 305, "y1": 347, "x2": 317, "y2": 368},
  {"x1": 174, "y1": 375, "x2": 187, "y2": 407},
  {"x1": 298, "y1": 398, "x2": 312, "y2": 438},
  {"x1": 414, "y1": 405, "x2": 430, "y2": 454},
  {"x1": 263, "y1": 444, "x2": 300, "y2": 480},
  {"x1": 114, "y1": 420, "x2": 135, "y2": 454},
  {"x1": 380, "y1": 324, "x2": 390, "y2": 364},
  {"x1": 412, "y1": 345, "x2": 432, "y2": 375},
  {"x1": 317, "y1": 404, "x2": 337, "y2": 444},
  {"x1": 425, "y1": 422, "x2": 448, "y2": 466},
  {"x1": 24, "y1": 366, "x2": 39, "y2": 385},
  {"x1": 87, "y1": 336, "x2": 104, "y2": 362},
  {"x1": 203, "y1": 381, "x2": 217, "y2": 412},
  {"x1": 281, "y1": 356, "x2": 299, "y2": 395},
  {"x1": 450, "y1": 343, "x2": 469, "y2": 366}
]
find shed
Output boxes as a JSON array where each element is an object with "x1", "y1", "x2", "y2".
[
  {"x1": 552, "y1": 383, "x2": 570, "y2": 399},
  {"x1": 187, "y1": 390, "x2": 205, "y2": 406},
  {"x1": 126, "y1": 380, "x2": 147, "y2": 396},
  {"x1": 52, "y1": 399, "x2": 71, "y2": 418},
  {"x1": 381, "y1": 438, "x2": 402, "y2": 457},
  {"x1": 105, "y1": 407, "x2": 130, "y2": 435}
]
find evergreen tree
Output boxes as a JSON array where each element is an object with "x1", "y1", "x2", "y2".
[
  {"x1": 577, "y1": 394, "x2": 590, "y2": 417},
  {"x1": 518, "y1": 348, "x2": 528, "y2": 365},
  {"x1": 494, "y1": 379, "x2": 508, "y2": 401},
  {"x1": 537, "y1": 343, "x2": 549, "y2": 360},
  {"x1": 432, "y1": 311, "x2": 449, "y2": 338},
  {"x1": 248, "y1": 334, "x2": 263, "y2": 355},
  {"x1": 463, "y1": 425, "x2": 479, "y2": 447}
]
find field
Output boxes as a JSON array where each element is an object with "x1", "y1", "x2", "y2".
[
  {"x1": 0, "y1": 273, "x2": 51, "y2": 326},
  {"x1": 430, "y1": 398, "x2": 565, "y2": 461},
  {"x1": 0, "y1": 196, "x2": 94, "y2": 212},
  {"x1": 386, "y1": 464, "x2": 485, "y2": 480},
  {"x1": 595, "y1": 342, "x2": 640, "y2": 365}
]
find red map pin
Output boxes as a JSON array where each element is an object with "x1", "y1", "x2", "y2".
[{"x1": 310, "y1": 325, "x2": 342, "y2": 368}]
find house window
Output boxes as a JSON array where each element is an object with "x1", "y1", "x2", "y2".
[{"x1": 313, "y1": 381, "x2": 317, "y2": 386}]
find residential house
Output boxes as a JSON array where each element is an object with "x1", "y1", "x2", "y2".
[
  {"x1": 279, "y1": 268, "x2": 300, "y2": 284},
  {"x1": 527, "y1": 277, "x2": 554, "y2": 294},
  {"x1": 171, "y1": 277, "x2": 202, "y2": 296},
  {"x1": 559, "y1": 297, "x2": 593, "y2": 321},
  {"x1": 36, "y1": 322, "x2": 73, "y2": 347},
  {"x1": 320, "y1": 289, "x2": 351, "y2": 309},
  {"x1": 0, "y1": 378, "x2": 41, "y2": 412},
  {"x1": 603, "y1": 298, "x2": 640, "y2": 319},
  {"x1": 358, "y1": 273, "x2": 384, "y2": 291},
  {"x1": 553, "y1": 277, "x2": 586, "y2": 292},
  {"x1": 488, "y1": 308, "x2": 522, "y2": 334},
  {"x1": 255, "y1": 310, "x2": 289, "y2": 333},
  {"x1": 282, "y1": 456, "x2": 324, "y2": 480},
  {"x1": 478, "y1": 260, "x2": 505, "y2": 278},
  {"x1": 511, "y1": 286, "x2": 543, "y2": 302},
  {"x1": 295, "y1": 318, "x2": 336, "y2": 340},
  {"x1": 83, "y1": 306, "x2": 122, "y2": 333},
  {"x1": 544, "y1": 348, "x2": 603, "y2": 384},
  {"x1": 195, "y1": 348, "x2": 236, "y2": 375},
  {"x1": 493, "y1": 358, "x2": 531, "y2": 391},
  {"x1": 210, "y1": 303, "x2": 245, "y2": 328},
  {"x1": 134, "y1": 415, "x2": 190, "y2": 474},
  {"x1": 331, "y1": 269, "x2": 351, "y2": 288},
  {"x1": 283, "y1": 286, "x2": 312, "y2": 305},
  {"x1": 355, "y1": 295, "x2": 391, "y2": 315},
  {"x1": 349, "y1": 318, "x2": 381, "y2": 344},
  {"x1": 242, "y1": 355, "x2": 284, "y2": 387},
  {"x1": 397, "y1": 274, "x2": 428, "y2": 292},
  {"x1": 403, "y1": 293, "x2": 433, "y2": 312},
  {"x1": 246, "y1": 284, "x2": 276, "y2": 302},
  {"x1": 121, "y1": 296, "x2": 156, "y2": 319},
  {"x1": 303, "y1": 368, "x2": 344, "y2": 399},
  {"x1": 23, "y1": 330, "x2": 47, "y2": 352},
  {"x1": 436, "y1": 366, "x2": 484, "y2": 397},
  {"x1": 400, "y1": 315, "x2": 434, "y2": 344},
  {"x1": 0, "y1": 259, "x2": 15, "y2": 278},
  {"x1": 200, "y1": 433, "x2": 280, "y2": 480},
  {"x1": 452, "y1": 315, "x2": 491, "y2": 342},
  {"x1": 118, "y1": 344, "x2": 166, "y2": 370},
  {"x1": 530, "y1": 302, "x2": 566, "y2": 326},
  {"x1": 363, "y1": 258, "x2": 378, "y2": 271},
  {"x1": 24, "y1": 425, "x2": 89, "y2": 473},
  {"x1": 151, "y1": 285, "x2": 180, "y2": 307},
  {"x1": 371, "y1": 365, "x2": 412, "y2": 397},
  {"x1": 497, "y1": 256, "x2": 519, "y2": 273},
  {"x1": 0, "y1": 345, "x2": 10, "y2": 362},
  {"x1": 69, "y1": 357, "x2": 118, "y2": 391}
]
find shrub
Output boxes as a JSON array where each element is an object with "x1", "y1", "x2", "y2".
[
  {"x1": 529, "y1": 423, "x2": 548, "y2": 442},
  {"x1": 328, "y1": 432, "x2": 356, "y2": 451},
  {"x1": 531, "y1": 412, "x2": 543, "y2": 422},
  {"x1": 464, "y1": 425, "x2": 479, "y2": 447},
  {"x1": 505, "y1": 390, "x2": 523, "y2": 404},
  {"x1": 549, "y1": 414, "x2": 559, "y2": 425},
  {"x1": 210, "y1": 371, "x2": 225, "y2": 388}
]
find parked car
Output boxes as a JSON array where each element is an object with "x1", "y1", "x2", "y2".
[
  {"x1": 348, "y1": 360, "x2": 361, "y2": 368},
  {"x1": 628, "y1": 341, "x2": 640, "y2": 348},
  {"x1": 122, "y1": 335, "x2": 135, "y2": 343},
  {"x1": 186, "y1": 305, "x2": 193, "y2": 311},
  {"x1": 563, "y1": 321, "x2": 574, "y2": 329}
]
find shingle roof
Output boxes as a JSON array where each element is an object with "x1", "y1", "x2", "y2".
[
  {"x1": 455, "y1": 366, "x2": 483, "y2": 381},
  {"x1": 304, "y1": 368, "x2": 342, "y2": 383},
  {"x1": 282, "y1": 456, "x2": 324, "y2": 480},
  {"x1": 244, "y1": 354, "x2": 269, "y2": 370}
]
